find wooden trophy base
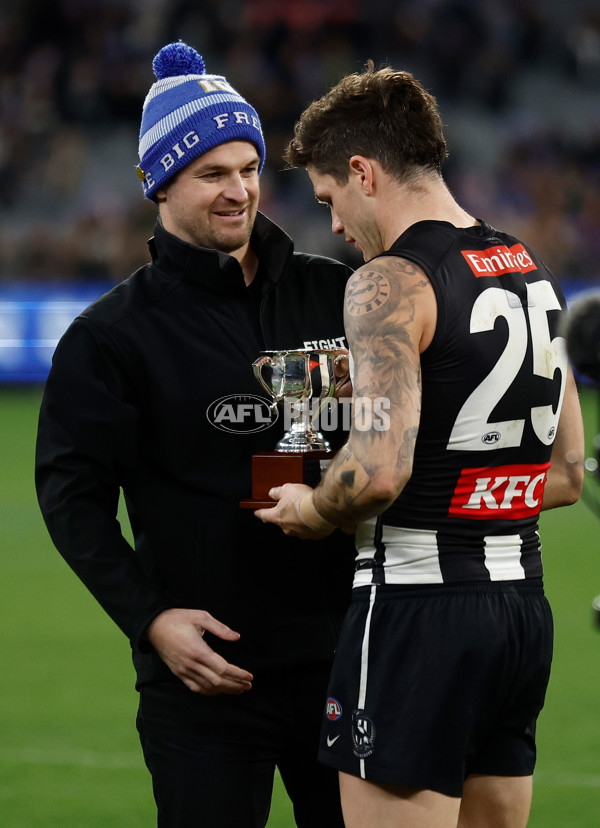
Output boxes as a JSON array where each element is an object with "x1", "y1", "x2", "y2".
[{"x1": 240, "y1": 450, "x2": 333, "y2": 508}]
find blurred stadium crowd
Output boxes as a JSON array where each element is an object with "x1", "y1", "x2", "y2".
[{"x1": 1, "y1": 0, "x2": 600, "y2": 284}]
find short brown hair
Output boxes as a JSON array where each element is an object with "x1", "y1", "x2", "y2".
[{"x1": 284, "y1": 61, "x2": 448, "y2": 184}]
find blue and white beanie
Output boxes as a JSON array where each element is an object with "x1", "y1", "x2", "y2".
[{"x1": 137, "y1": 41, "x2": 266, "y2": 201}]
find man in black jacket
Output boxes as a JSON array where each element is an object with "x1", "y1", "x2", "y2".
[{"x1": 35, "y1": 41, "x2": 354, "y2": 828}]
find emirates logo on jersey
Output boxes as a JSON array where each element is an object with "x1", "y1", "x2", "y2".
[
  {"x1": 449, "y1": 462, "x2": 550, "y2": 519},
  {"x1": 462, "y1": 243, "x2": 538, "y2": 278}
]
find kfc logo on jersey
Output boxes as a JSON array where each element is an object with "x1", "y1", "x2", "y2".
[
  {"x1": 449, "y1": 462, "x2": 550, "y2": 519},
  {"x1": 462, "y1": 243, "x2": 537, "y2": 278}
]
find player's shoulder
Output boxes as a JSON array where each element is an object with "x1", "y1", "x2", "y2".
[{"x1": 352, "y1": 253, "x2": 429, "y2": 290}]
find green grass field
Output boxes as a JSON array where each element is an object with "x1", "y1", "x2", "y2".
[{"x1": 1, "y1": 385, "x2": 599, "y2": 826}]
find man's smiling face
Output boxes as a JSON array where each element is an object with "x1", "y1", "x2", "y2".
[{"x1": 157, "y1": 140, "x2": 261, "y2": 256}]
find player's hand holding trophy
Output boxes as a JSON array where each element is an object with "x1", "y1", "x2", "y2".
[{"x1": 240, "y1": 348, "x2": 349, "y2": 508}]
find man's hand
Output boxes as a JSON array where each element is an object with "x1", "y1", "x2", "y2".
[
  {"x1": 254, "y1": 483, "x2": 335, "y2": 539},
  {"x1": 333, "y1": 350, "x2": 352, "y2": 398},
  {"x1": 146, "y1": 608, "x2": 253, "y2": 695}
]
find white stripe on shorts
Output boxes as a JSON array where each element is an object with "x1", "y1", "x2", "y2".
[{"x1": 358, "y1": 585, "x2": 377, "y2": 779}]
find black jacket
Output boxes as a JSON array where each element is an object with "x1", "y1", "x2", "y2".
[{"x1": 35, "y1": 213, "x2": 356, "y2": 686}]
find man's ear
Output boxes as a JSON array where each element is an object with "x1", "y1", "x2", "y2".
[
  {"x1": 348, "y1": 155, "x2": 375, "y2": 195},
  {"x1": 155, "y1": 188, "x2": 167, "y2": 203}
]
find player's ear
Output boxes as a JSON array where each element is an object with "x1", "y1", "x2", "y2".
[{"x1": 349, "y1": 156, "x2": 374, "y2": 195}]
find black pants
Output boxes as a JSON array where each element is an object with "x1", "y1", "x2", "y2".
[{"x1": 136, "y1": 661, "x2": 344, "y2": 828}]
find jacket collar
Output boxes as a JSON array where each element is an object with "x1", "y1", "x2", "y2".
[{"x1": 147, "y1": 212, "x2": 294, "y2": 294}]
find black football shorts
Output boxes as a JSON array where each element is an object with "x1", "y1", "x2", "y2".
[{"x1": 318, "y1": 580, "x2": 553, "y2": 797}]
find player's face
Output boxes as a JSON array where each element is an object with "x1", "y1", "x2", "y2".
[
  {"x1": 157, "y1": 141, "x2": 260, "y2": 259},
  {"x1": 308, "y1": 164, "x2": 379, "y2": 261}
]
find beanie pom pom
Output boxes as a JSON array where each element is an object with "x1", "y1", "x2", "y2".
[{"x1": 152, "y1": 41, "x2": 206, "y2": 80}]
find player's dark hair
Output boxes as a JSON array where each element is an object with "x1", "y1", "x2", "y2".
[{"x1": 285, "y1": 61, "x2": 448, "y2": 184}]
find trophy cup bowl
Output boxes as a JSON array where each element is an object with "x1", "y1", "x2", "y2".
[{"x1": 240, "y1": 348, "x2": 347, "y2": 508}]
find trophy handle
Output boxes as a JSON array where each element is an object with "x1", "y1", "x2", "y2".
[
  {"x1": 252, "y1": 355, "x2": 277, "y2": 404},
  {"x1": 252, "y1": 356, "x2": 273, "y2": 396}
]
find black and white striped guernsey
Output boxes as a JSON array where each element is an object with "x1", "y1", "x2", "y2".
[{"x1": 354, "y1": 219, "x2": 567, "y2": 587}]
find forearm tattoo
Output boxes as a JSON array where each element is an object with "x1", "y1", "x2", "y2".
[{"x1": 315, "y1": 256, "x2": 431, "y2": 521}]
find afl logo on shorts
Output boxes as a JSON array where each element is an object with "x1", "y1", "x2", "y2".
[
  {"x1": 326, "y1": 697, "x2": 342, "y2": 721},
  {"x1": 352, "y1": 709, "x2": 376, "y2": 758}
]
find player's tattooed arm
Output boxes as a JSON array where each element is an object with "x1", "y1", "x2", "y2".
[{"x1": 313, "y1": 255, "x2": 435, "y2": 525}]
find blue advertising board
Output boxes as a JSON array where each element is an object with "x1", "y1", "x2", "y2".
[{"x1": 0, "y1": 282, "x2": 112, "y2": 383}]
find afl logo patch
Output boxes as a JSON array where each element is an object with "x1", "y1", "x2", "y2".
[
  {"x1": 206, "y1": 394, "x2": 278, "y2": 434},
  {"x1": 352, "y1": 709, "x2": 376, "y2": 758},
  {"x1": 326, "y1": 697, "x2": 342, "y2": 721},
  {"x1": 481, "y1": 431, "x2": 501, "y2": 445}
]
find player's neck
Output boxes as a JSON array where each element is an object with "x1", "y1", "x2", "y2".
[{"x1": 381, "y1": 176, "x2": 477, "y2": 249}]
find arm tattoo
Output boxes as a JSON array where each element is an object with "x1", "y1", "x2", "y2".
[
  {"x1": 345, "y1": 256, "x2": 428, "y2": 422},
  {"x1": 314, "y1": 256, "x2": 430, "y2": 521}
]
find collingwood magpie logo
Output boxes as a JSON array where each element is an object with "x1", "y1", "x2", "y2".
[
  {"x1": 206, "y1": 394, "x2": 278, "y2": 434},
  {"x1": 352, "y1": 710, "x2": 376, "y2": 758}
]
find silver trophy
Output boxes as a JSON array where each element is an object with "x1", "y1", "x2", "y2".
[
  {"x1": 252, "y1": 348, "x2": 345, "y2": 452},
  {"x1": 240, "y1": 347, "x2": 348, "y2": 507}
]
